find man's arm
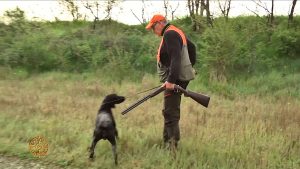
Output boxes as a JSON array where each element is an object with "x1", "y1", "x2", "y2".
[{"x1": 164, "y1": 31, "x2": 183, "y2": 85}]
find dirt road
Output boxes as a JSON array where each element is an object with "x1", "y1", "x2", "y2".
[{"x1": 0, "y1": 155, "x2": 62, "y2": 169}]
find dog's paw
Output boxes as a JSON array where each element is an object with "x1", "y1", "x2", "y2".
[
  {"x1": 88, "y1": 155, "x2": 95, "y2": 162},
  {"x1": 89, "y1": 152, "x2": 95, "y2": 159}
]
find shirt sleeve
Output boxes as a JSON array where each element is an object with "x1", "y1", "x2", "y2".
[{"x1": 164, "y1": 30, "x2": 183, "y2": 83}]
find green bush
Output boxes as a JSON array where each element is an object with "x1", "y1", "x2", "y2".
[
  {"x1": 0, "y1": 9, "x2": 299, "y2": 83},
  {"x1": 200, "y1": 19, "x2": 237, "y2": 81},
  {"x1": 271, "y1": 29, "x2": 300, "y2": 59},
  {"x1": 64, "y1": 40, "x2": 93, "y2": 71}
]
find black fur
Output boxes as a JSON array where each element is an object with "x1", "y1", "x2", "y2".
[{"x1": 89, "y1": 94, "x2": 125, "y2": 165}]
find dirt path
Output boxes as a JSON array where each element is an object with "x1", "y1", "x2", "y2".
[{"x1": 0, "y1": 155, "x2": 63, "y2": 169}]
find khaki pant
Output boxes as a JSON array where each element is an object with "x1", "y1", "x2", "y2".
[{"x1": 162, "y1": 81, "x2": 189, "y2": 147}]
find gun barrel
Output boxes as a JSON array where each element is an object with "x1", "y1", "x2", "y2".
[{"x1": 121, "y1": 87, "x2": 165, "y2": 115}]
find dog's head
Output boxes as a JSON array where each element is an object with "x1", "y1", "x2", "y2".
[{"x1": 101, "y1": 94, "x2": 125, "y2": 109}]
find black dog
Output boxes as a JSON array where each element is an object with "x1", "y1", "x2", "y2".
[{"x1": 89, "y1": 94, "x2": 125, "y2": 165}]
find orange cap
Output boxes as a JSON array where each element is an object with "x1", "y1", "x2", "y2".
[{"x1": 145, "y1": 14, "x2": 166, "y2": 30}]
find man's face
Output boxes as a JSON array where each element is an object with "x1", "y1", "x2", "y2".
[{"x1": 152, "y1": 21, "x2": 162, "y2": 36}]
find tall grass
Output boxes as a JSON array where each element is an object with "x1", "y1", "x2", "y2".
[{"x1": 0, "y1": 72, "x2": 299, "y2": 169}]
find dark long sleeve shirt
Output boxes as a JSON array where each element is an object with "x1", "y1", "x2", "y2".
[{"x1": 159, "y1": 24, "x2": 195, "y2": 83}]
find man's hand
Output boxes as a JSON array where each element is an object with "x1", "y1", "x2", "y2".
[{"x1": 162, "y1": 81, "x2": 175, "y2": 90}]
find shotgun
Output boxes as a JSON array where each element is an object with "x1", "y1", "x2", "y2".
[{"x1": 121, "y1": 85, "x2": 210, "y2": 115}]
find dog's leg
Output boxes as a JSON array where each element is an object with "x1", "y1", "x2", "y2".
[
  {"x1": 115, "y1": 129, "x2": 119, "y2": 140},
  {"x1": 108, "y1": 138, "x2": 118, "y2": 165},
  {"x1": 89, "y1": 135, "x2": 101, "y2": 159}
]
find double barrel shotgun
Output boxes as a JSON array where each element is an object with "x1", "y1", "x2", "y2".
[{"x1": 121, "y1": 85, "x2": 210, "y2": 115}]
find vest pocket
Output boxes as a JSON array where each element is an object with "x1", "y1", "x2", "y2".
[
  {"x1": 178, "y1": 46, "x2": 195, "y2": 81},
  {"x1": 179, "y1": 64, "x2": 195, "y2": 81},
  {"x1": 157, "y1": 62, "x2": 169, "y2": 82}
]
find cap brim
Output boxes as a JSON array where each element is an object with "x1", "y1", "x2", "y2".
[{"x1": 145, "y1": 22, "x2": 153, "y2": 30}]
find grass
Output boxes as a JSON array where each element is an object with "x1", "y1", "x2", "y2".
[{"x1": 0, "y1": 71, "x2": 299, "y2": 169}]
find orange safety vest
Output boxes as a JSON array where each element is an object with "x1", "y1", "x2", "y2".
[
  {"x1": 156, "y1": 25, "x2": 195, "y2": 82},
  {"x1": 156, "y1": 25, "x2": 187, "y2": 62}
]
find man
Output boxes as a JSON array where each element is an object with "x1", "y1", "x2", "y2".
[{"x1": 146, "y1": 14, "x2": 196, "y2": 149}]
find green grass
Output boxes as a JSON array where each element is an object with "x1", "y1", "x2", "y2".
[{"x1": 0, "y1": 71, "x2": 299, "y2": 169}]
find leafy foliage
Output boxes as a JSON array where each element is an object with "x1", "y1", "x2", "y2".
[{"x1": 0, "y1": 8, "x2": 299, "y2": 82}]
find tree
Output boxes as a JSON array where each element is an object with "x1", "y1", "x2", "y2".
[
  {"x1": 217, "y1": 0, "x2": 231, "y2": 21},
  {"x1": 205, "y1": 0, "x2": 213, "y2": 27},
  {"x1": 200, "y1": 0, "x2": 205, "y2": 16},
  {"x1": 250, "y1": 0, "x2": 275, "y2": 26},
  {"x1": 82, "y1": 0, "x2": 100, "y2": 29},
  {"x1": 81, "y1": 0, "x2": 119, "y2": 29},
  {"x1": 288, "y1": 0, "x2": 298, "y2": 24},
  {"x1": 4, "y1": 7, "x2": 25, "y2": 23},
  {"x1": 168, "y1": 2, "x2": 180, "y2": 21},
  {"x1": 130, "y1": 0, "x2": 146, "y2": 24},
  {"x1": 4, "y1": 7, "x2": 27, "y2": 33},
  {"x1": 59, "y1": 0, "x2": 82, "y2": 21},
  {"x1": 163, "y1": 0, "x2": 180, "y2": 20},
  {"x1": 271, "y1": 0, "x2": 274, "y2": 25},
  {"x1": 163, "y1": 0, "x2": 169, "y2": 18},
  {"x1": 187, "y1": 0, "x2": 213, "y2": 31},
  {"x1": 187, "y1": 0, "x2": 201, "y2": 31},
  {"x1": 141, "y1": 0, "x2": 146, "y2": 23},
  {"x1": 104, "y1": 0, "x2": 118, "y2": 20}
]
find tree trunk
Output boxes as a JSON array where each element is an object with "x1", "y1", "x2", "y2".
[
  {"x1": 59, "y1": 0, "x2": 81, "y2": 21},
  {"x1": 218, "y1": 0, "x2": 231, "y2": 21},
  {"x1": 195, "y1": 0, "x2": 200, "y2": 16},
  {"x1": 270, "y1": 0, "x2": 274, "y2": 25},
  {"x1": 206, "y1": 0, "x2": 213, "y2": 27},
  {"x1": 200, "y1": 0, "x2": 205, "y2": 16},
  {"x1": 188, "y1": 0, "x2": 196, "y2": 31},
  {"x1": 188, "y1": 0, "x2": 210, "y2": 30},
  {"x1": 164, "y1": 0, "x2": 168, "y2": 18},
  {"x1": 289, "y1": 0, "x2": 297, "y2": 22},
  {"x1": 169, "y1": 2, "x2": 180, "y2": 20},
  {"x1": 226, "y1": 0, "x2": 231, "y2": 20},
  {"x1": 83, "y1": 1, "x2": 100, "y2": 29}
]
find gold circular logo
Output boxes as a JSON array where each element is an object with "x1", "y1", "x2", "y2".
[{"x1": 28, "y1": 135, "x2": 48, "y2": 157}]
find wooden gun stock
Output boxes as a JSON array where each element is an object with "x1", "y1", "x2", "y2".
[{"x1": 174, "y1": 85, "x2": 210, "y2": 108}]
